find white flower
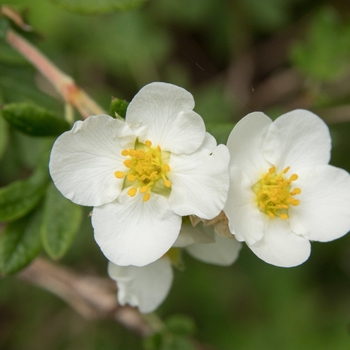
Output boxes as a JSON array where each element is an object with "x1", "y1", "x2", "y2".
[
  {"x1": 49, "y1": 82, "x2": 230, "y2": 267},
  {"x1": 224, "y1": 109, "x2": 350, "y2": 267},
  {"x1": 108, "y1": 256, "x2": 173, "y2": 314},
  {"x1": 108, "y1": 222, "x2": 241, "y2": 313}
]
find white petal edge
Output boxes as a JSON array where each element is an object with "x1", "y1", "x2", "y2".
[
  {"x1": 226, "y1": 112, "x2": 272, "y2": 183},
  {"x1": 173, "y1": 221, "x2": 215, "y2": 248},
  {"x1": 126, "y1": 82, "x2": 205, "y2": 154},
  {"x1": 108, "y1": 257, "x2": 173, "y2": 313},
  {"x1": 288, "y1": 165, "x2": 350, "y2": 242},
  {"x1": 186, "y1": 233, "x2": 242, "y2": 266},
  {"x1": 263, "y1": 109, "x2": 331, "y2": 171},
  {"x1": 49, "y1": 114, "x2": 136, "y2": 206},
  {"x1": 92, "y1": 191, "x2": 181, "y2": 266},
  {"x1": 249, "y1": 217, "x2": 311, "y2": 267},
  {"x1": 168, "y1": 135, "x2": 230, "y2": 219},
  {"x1": 224, "y1": 167, "x2": 264, "y2": 245}
]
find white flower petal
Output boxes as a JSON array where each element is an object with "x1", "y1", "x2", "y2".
[
  {"x1": 224, "y1": 167, "x2": 264, "y2": 245},
  {"x1": 126, "y1": 82, "x2": 205, "y2": 154},
  {"x1": 186, "y1": 233, "x2": 242, "y2": 266},
  {"x1": 92, "y1": 191, "x2": 182, "y2": 266},
  {"x1": 289, "y1": 165, "x2": 350, "y2": 242},
  {"x1": 49, "y1": 115, "x2": 135, "y2": 206},
  {"x1": 108, "y1": 257, "x2": 173, "y2": 313},
  {"x1": 249, "y1": 218, "x2": 311, "y2": 267},
  {"x1": 168, "y1": 140, "x2": 230, "y2": 219},
  {"x1": 173, "y1": 221, "x2": 215, "y2": 247},
  {"x1": 226, "y1": 112, "x2": 272, "y2": 183},
  {"x1": 263, "y1": 109, "x2": 331, "y2": 171}
]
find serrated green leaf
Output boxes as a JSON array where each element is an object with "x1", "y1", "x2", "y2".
[
  {"x1": 0, "y1": 208, "x2": 42, "y2": 275},
  {"x1": 51, "y1": 0, "x2": 145, "y2": 14},
  {"x1": 0, "y1": 151, "x2": 50, "y2": 222},
  {"x1": 41, "y1": 183, "x2": 82, "y2": 260},
  {"x1": 1, "y1": 103, "x2": 70, "y2": 137},
  {"x1": 109, "y1": 97, "x2": 128, "y2": 119}
]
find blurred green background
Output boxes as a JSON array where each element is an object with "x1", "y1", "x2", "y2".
[{"x1": 1, "y1": 0, "x2": 350, "y2": 349}]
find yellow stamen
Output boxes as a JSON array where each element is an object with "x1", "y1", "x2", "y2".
[
  {"x1": 115, "y1": 139, "x2": 172, "y2": 201},
  {"x1": 252, "y1": 165, "x2": 301, "y2": 220},
  {"x1": 145, "y1": 140, "x2": 152, "y2": 147},
  {"x1": 127, "y1": 187, "x2": 137, "y2": 197},
  {"x1": 127, "y1": 174, "x2": 136, "y2": 182},
  {"x1": 124, "y1": 159, "x2": 132, "y2": 168},
  {"x1": 290, "y1": 174, "x2": 298, "y2": 181},
  {"x1": 114, "y1": 171, "x2": 124, "y2": 178},
  {"x1": 164, "y1": 179, "x2": 171, "y2": 188},
  {"x1": 140, "y1": 186, "x2": 148, "y2": 193},
  {"x1": 143, "y1": 193, "x2": 151, "y2": 202}
]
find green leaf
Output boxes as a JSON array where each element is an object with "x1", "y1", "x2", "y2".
[
  {"x1": 290, "y1": 8, "x2": 350, "y2": 82},
  {"x1": 1, "y1": 103, "x2": 70, "y2": 137},
  {"x1": 41, "y1": 183, "x2": 83, "y2": 260},
  {"x1": 0, "y1": 17, "x2": 10, "y2": 40},
  {"x1": 0, "y1": 151, "x2": 50, "y2": 222},
  {"x1": 165, "y1": 315, "x2": 195, "y2": 336},
  {"x1": 0, "y1": 208, "x2": 42, "y2": 275},
  {"x1": 51, "y1": 0, "x2": 145, "y2": 14},
  {"x1": 109, "y1": 97, "x2": 128, "y2": 119},
  {"x1": 0, "y1": 102, "x2": 8, "y2": 160}
]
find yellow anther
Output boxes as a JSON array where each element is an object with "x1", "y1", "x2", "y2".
[
  {"x1": 136, "y1": 150, "x2": 145, "y2": 158},
  {"x1": 290, "y1": 188, "x2": 301, "y2": 195},
  {"x1": 253, "y1": 165, "x2": 301, "y2": 221},
  {"x1": 119, "y1": 140, "x2": 172, "y2": 202},
  {"x1": 290, "y1": 174, "x2": 298, "y2": 181},
  {"x1": 143, "y1": 193, "x2": 151, "y2": 202},
  {"x1": 140, "y1": 186, "x2": 148, "y2": 193},
  {"x1": 164, "y1": 179, "x2": 171, "y2": 188},
  {"x1": 124, "y1": 159, "x2": 133, "y2": 168},
  {"x1": 127, "y1": 174, "x2": 136, "y2": 182},
  {"x1": 129, "y1": 149, "x2": 136, "y2": 157},
  {"x1": 127, "y1": 187, "x2": 137, "y2": 197},
  {"x1": 114, "y1": 171, "x2": 124, "y2": 179}
]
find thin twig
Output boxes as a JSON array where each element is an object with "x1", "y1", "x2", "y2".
[
  {"x1": 18, "y1": 258, "x2": 153, "y2": 337},
  {"x1": 5, "y1": 29, "x2": 105, "y2": 119}
]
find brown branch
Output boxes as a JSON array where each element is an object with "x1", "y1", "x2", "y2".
[
  {"x1": 4, "y1": 28, "x2": 105, "y2": 119},
  {"x1": 18, "y1": 258, "x2": 153, "y2": 337}
]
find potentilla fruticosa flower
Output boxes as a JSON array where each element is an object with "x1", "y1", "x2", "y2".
[
  {"x1": 49, "y1": 82, "x2": 230, "y2": 266},
  {"x1": 224, "y1": 109, "x2": 350, "y2": 267},
  {"x1": 108, "y1": 222, "x2": 241, "y2": 313}
]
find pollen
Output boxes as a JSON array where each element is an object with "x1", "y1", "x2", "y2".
[
  {"x1": 114, "y1": 139, "x2": 172, "y2": 201},
  {"x1": 252, "y1": 166, "x2": 301, "y2": 220}
]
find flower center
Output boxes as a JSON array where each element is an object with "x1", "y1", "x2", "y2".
[
  {"x1": 252, "y1": 166, "x2": 301, "y2": 220},
  {"x1": 114, "y1": 140, "x2": 171, "y2": 202}
]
